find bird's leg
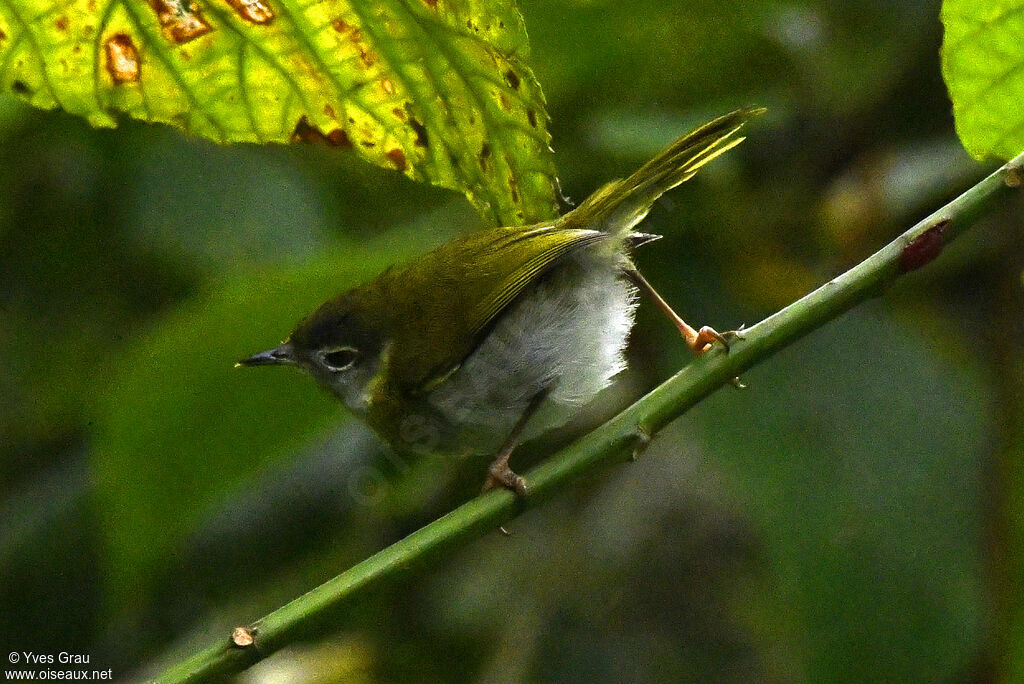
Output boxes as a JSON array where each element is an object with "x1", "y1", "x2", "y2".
[
  {"x1": 622, "y1": 267, "x2": 728, "y2": 354},
  {"x1": 482, "y1": 387, "x2": 551, "y2": 497}
]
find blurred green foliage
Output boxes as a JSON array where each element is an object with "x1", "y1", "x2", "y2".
[{"x1": 1, "y1": 0, "x2": 1023, "y2": 681}]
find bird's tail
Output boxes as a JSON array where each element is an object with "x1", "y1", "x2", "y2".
[{"x1": 562, "y1": 107, "x2": 763, "y2": 236}]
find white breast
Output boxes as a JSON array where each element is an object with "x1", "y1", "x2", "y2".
[{"x1": 427, "y1": 248, "x2": 638, "y2": 453}]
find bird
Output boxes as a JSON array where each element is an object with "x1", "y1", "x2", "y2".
[{"x1": 240, "y1": 108, "x2": 761, "y2": 496}]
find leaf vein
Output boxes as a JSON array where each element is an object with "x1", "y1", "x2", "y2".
[
  {"x1": 944, "y1": 3, "x2": 1024, "y2": 59},
  {"x1": 115, "y1": 0, "x2": 227, "y2": 139},
  {"x1": 358, "y1": 0, "x2": 511, "y2": 220},
  {"x1": 236, "y1": 41, "x2": 263, "y2": 141},
  {"x1": 345, "y1": 2, "x2": 466, "y2": 186},
  {"x1": 0, "y1": 0, "x2": 64, "y2": 108},
  {"x1": 270, "y1": 0, "x2": 352, "y2": 127},
  {"x1": 190, "y1": 0, "x2": 316, "y2": 138},
  {"x1": 91, "y1": 0, "x2": 119, "y2": 118},
  {"x1": 957, "y1": 58, "x2": 1024, "y2": 117}
]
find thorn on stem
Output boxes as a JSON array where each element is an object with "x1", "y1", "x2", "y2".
[
  {"x1": 1005, "y1": 165, "x2": 1022, "y2": 188},
  {"x1": 231, "y1": 626, "x2": 255, "y2": 648},
  {"x1": 722, "y1": 325, "x2": 747, "y2": 344},
  {"x1": 631, "y1": 425, "x2": 652, "y2": 461}
]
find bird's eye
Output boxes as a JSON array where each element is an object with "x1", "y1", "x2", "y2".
[{"x1": 319, "y1": 346, "x2": 359, "y2": 372}]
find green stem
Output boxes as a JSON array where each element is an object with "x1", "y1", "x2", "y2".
[{"x1": 155, "y1": 152, "x2": 1023, "y2": 684}]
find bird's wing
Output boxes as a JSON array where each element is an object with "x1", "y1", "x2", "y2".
[
  {"x1": 383, "y1": 224, "x2": 608, "y2": 393},
  {"x1": 464, "y1": 225, "x2": 607, "y2": 339}
]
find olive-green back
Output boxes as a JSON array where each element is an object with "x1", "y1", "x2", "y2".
[{"x1": 373, "y1": 224, "x2": 608, "y2": 393}]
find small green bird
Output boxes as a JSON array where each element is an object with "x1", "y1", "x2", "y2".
[{"x1": 241, "y1": 108, "x2": 761, "y2": 495}]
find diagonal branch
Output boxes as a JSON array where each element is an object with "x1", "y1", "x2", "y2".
[{"x1": 154, "y1": 152, "x2": 1023, "y2": 684}]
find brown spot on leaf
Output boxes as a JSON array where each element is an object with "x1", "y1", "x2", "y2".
[
  {"x1": 392, "y1": 107, "x2": 406, "y2": 121},
  {"x1": 479, "y1": 143, "x2": 491, "y2": 172},
  {"x1": 422, "y1": 0, "x2": 437, "y2": 7},
  {"x1": 148, "y1": 0, "x2": 212, "y2": 44},
  {"x1": 409, "y1": 117, "x2": 428, "y2": 147},
  {"x1": 899, "y1": 220, "x2": 948, "y2": 273},
  {"x1": 0, "y1": 28, "x2": 6, "y2": 41},
  {"x1": 504, "y1": 69, "x2": 519, "y2": 90},
  {"x1": 508, "y1": 175, "x2": 520, "y2": 203},
  {"x1": 381, "y1": 79, "x2": 395, "y2": 95},
  {"x1": 225, "y1": 0, "x2": 274, "y2": 24},
  {"x1": 325, "y1": 129, "x2": 351, "y2": 147},
  {"x1": 324, "y1": 103, "x2": 336, "y2": 119},
  {"x1": 291, "y1": 116, "x2": 352, "y2": 148},
  {"x1": 55, "y1": 16, "x2": 69, "y2": 32},
  {"x1": 105, "y1": 34, "x2": 140, "y2": 84},
  {"x1": 12, "y1": 80, "x2": 29, "y2": 94},
  {"x1": 82, "y1": 24, "x2": 95, "y2": 37},
  {"x1": 387, "y1": 148, "x2": 407, "y2": 171},
  {"x1": 498, "y1": 93, "x2": 511, "y2": 111},
  {"x1": 335, "y1": 27, "x2": 376, "y2": 67},
  {"x1": 361, "y1": 141, "x2": 375, "y2": 148},
  {"x1": 527, "y1": 108, "x2": 537, "y2": 128}
]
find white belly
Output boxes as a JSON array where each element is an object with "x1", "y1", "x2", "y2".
[{"x1": 427, "y1": 248, "x2": 638, "y2": 453}]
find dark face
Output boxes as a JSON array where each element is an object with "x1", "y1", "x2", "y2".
[
  {"x1": 294, "y1": 288, "x2": 381, "y2": 354},
  {"x1": 240, "y1": 288, "x2": 388, "y2": 413}
]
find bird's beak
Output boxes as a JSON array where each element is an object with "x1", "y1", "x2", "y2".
[{"x1": 236, "y1": 342, "x2": 297, "y2": 367}]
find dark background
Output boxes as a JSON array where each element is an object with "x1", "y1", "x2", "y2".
[{"x1": 2, "y1": 0, "x2": 1022, "y2": 680}]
